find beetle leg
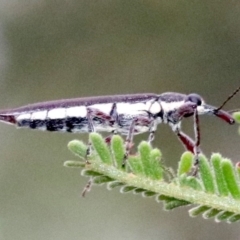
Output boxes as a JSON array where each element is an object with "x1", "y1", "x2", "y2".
[
  {"x1": 85, "y1": 108, "x2": 95, "y2": 162},
  {"x1": 82, "y1": 105, "x2": 116, "y2": 197},
  {"x1": 122, "y1": 118, "x2": 137, "y2": 167},
  {"x1": 172, "y1": 110, "x2": 201, "y2": 175},
  {"x1": 104, "y1": 103, "x2": 119, "y2": 145},
  {"x1": 137, "y1": 109, "x2": 156, "y2": 144},
  {"x1": 173, "y1": 123, "x2": 201, "y2": 155},
  {"x1": 104, "y1": 130, "x2": 118, "y2": 145},
  {"x1": 175, "y1": 128, "x2": 196, "y2": 153},
  {"x1": 85, "y1": 107, "x2": 117, "y2": 161},
  {"x1": 147, "y1": 120, "x2": 158, "y2": 144},
  {"x1": 81, "y1": 178, "x2": 93, "y2": 197},
  {"x1": 122, "y1": 115, "x2": 154, "y2": 167},
  {"x1": 192, "y1": 110, "x2": 201, "y2": 175}
]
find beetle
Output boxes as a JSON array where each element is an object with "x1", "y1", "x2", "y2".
[{"x1": 0, "y1": 90, "x2": 237, "y2": 159}]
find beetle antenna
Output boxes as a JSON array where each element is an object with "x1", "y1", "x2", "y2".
[{"x1": 216, "y1": 86, "x2": 240, "y2": 111}]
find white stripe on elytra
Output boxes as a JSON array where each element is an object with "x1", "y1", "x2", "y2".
[
  {"x1": 66, "y1": 106, "x2": 87, "y2": 118},
  {"x1": 90, "y1": 103, "x2": 113, "y2": 115},
  {"x1": 16, "y1": 113, "x2": 31, "y2": 121},
  {"x1": 47, "y1": 108, "x2": 66, "y2": 119},
  {"x1": 116, "y1": 101, "x2": 161, "y2": 115},
  {"x1": 31, "y1": 110, "x2": 48, "y2": 120},
  {"x1": 89, "y1": 101, "x2": 161, "y2": 117}
]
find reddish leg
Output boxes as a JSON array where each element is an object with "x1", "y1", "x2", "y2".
[
  {"x1": 173, "y1": 110, "x2": 201, "y2": 175},
  {"x1": 176, "y1": 130, "x2": 195, "y2": 153},
  {"x1": 104, "y1": 129, "x2": 118, "y2": 145}
]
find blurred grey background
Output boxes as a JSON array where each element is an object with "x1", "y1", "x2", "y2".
[{"x1": 0, "y1": 1, "x2": 240, "y2": 240}]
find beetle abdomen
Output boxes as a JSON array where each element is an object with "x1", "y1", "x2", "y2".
[{"x1": 0, "y1": 96, "x2": 162, "y2": 134}]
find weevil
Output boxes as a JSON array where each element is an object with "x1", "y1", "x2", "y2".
[{"x1": 0, "y1": 89, "x2": 238, "y2": 159}]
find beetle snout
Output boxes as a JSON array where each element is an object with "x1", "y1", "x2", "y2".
[{"x1": 199, "y1": 104, "x2": 235, "y2": 125}]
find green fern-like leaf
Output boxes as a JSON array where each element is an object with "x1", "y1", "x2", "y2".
[{"x1": 65, "y1": 126, "x2": 240, "y2": 223}]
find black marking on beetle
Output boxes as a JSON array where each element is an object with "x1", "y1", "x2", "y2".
[
  {"x1": 46, "y1": 119, "x2": 65, "y2": 131},
  {"x1": 109, "y1": 103, "x2": 118, "y2": 125},
  {"x1": 66, "y1": 117, "x2": 88, "y2": 132},
  {"x1": 29, "y1": 120, "x2": 46, "y2": 129},
  {"x1": 18, "y1": 119, "x2": 31, "y2": 128}
]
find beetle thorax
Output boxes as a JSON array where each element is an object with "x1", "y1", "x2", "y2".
[{"x1": 159, "y1": 100, "x2": 185, "y2": 124}]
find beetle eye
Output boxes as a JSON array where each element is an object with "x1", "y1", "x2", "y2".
[{"x1": 186, "y1": 93, "x2": 202, "y2": 106}]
